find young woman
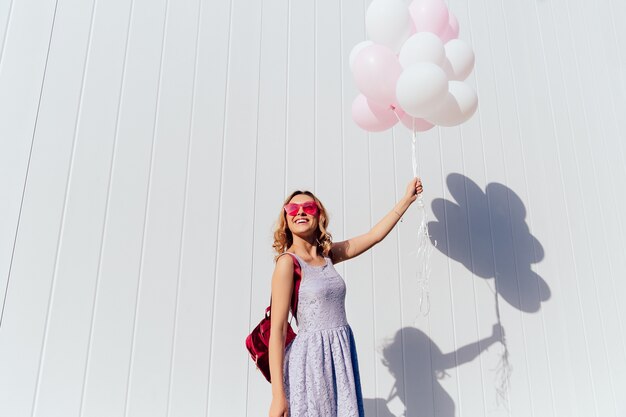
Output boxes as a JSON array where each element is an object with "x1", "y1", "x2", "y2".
[{"x1": 268, "y1": 177, "x2": 424, "y2": 417}]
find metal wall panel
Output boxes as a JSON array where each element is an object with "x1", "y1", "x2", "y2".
[
  {"x1": 1, "y1": 0, "x2": 625, "y2": 416},
  {"x1": 0, "y1": 0, "x2": 57, "y2": 321}
]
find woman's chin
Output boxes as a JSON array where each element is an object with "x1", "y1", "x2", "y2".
[{"x1": 291, "y1": 229, "x2": 316, "y2": 241}]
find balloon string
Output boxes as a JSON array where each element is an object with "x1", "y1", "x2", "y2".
[
  {"x1": 392, "y1": 108, "x2": 434, "y2": 318},
  {"x1": 411, "y1": 128, "x2": 418, "y2": 177},
  {"x1": 395, "y1": 109, "x2": 423, "y2": 206},
  {"x1": 411, "y1": 128, "x2": 425, "y2": 208},
  {"x1": 411, "y1": 125, "x2": 431, "y2": 316},
  {"x1": 493, "y1": 280, "x2": 512, "y2": 409},
  {"x1": 392, "y1": 108, "x2": 419, "y2": 180}
]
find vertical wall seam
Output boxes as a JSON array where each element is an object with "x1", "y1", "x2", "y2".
[
  {"x1": 565, "y1": 0, "x2": 618, "y2": 413},
  {"x1": 165, "y1": 0, "x2": 204, "y2": 415},
  {"x1": 282, "y1": 0, "x2": 291, "y2": 197},
  {"x1": 606, "y1": 0, "x2": 626, "y2": 98},
  {"x1": 458, "y1": 123, "x2": 490, "y2": 416},
  {"x1": 480, "y1": 0, "x2": 515, "y2": 410},
  {"x1": 537, "y1": 0, "x2": 583, "y2": 414},
  {"x1": 78, "y1": 0, "x2": 136, "y2": 414},
  {"x1": 545, "y1": 0, "x2": 601, "y2": 415},
  {"x1": 518, "y1": 1, "x2": 558, "y2": 415},
  {"x1": 596, "y1": 0, "x2": 626, "y2": 252},
  {"x1": 244, "y1": 1, "x2": 264, "y2": 414},
  {"x1": 366, "y1": 131, "x2": 378, "y2": 417},
  {"x1": 605, "y1": 0, "x2": 626, "y2": 178},
  {"x1": 456, "y1": 1, "x2": 490, "y2": 414},
  {"x1": 423, "y1": 119, "x2": 435, "y2": 413},
  {"x1": 511, "y1": 0, "x2": 557, "y2": 415},
  {"x1": 362, "y1": 2, "x2": 377, "y2": 414},
  {"x1": 123, "y1": 0, "x2": 171, "y2": 414},
  {"x1": 567, "y1": 1, "x2": 621, "y2": 413},
  {"x1": 313, "y1": 0, "x2": 317, "y2": 191},
  {"x1": 416, "y1": 55, "x2": 435, "y2": 416},
  {"x1": 0, "y1": 0, "x2": 14, "y2": 72},
  {"x1": 493, "y1": 1, "x2": 538, "y2": 414},
  {"x1": 339, "y1": 0, "x2": 346, "y2": 281},
  {"x1": 390, "y1": 127, "x2": 408, "y2": 414},
  {"x1": 436, "y1": 126, "x2": 462, "y2": 414},
  {"x1": 600, "y1": 0, "x2": 626, "y2": 210},
  {"x1": 205, "y1": 0, "x2": 234, "y2": 414},
  {"x1": 583, "y1": 0, "x2": 626, "y2": 368},
  {"x1": 30, "y1": 0, "x2": 98, "y2": 414},
  {"x1": 0, "y1": 0, "x2": 59, "y2": 328},
  {"x1": 457, "y1": 71, "x2": 491, "y2": 417}
]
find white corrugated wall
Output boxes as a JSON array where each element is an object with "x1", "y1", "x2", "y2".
[{"x1": 1, "y1": 0, "x2": 625, "y2": 416}]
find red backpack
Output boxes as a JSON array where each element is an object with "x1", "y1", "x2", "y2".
[{"x1": 245, "y1": 253, "x2": 302, "y2": 382}]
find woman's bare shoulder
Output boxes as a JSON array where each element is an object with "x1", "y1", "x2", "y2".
[{"x1": 274, "y1": 253, "x2": 295, "y2": 271}]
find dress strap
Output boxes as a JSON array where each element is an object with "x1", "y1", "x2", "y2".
[{"x1": 276, "y1": 251, "x2": 297, "y2": 261}]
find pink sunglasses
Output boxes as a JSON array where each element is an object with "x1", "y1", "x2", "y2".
[{"x1": 284, "y1": 201, "x2": 319, "y2": 217}]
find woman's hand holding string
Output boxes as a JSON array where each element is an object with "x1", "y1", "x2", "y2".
[{"x1": 403, "y1": 177, "x2": 424, "y2": 204}]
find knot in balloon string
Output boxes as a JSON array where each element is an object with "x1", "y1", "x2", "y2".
[
  {"x1": 494, "y1": 344, "x2": 512, "y2": 409},
  {"x1": 414, "y1": 202, "x2": 435, "y2": 317}
]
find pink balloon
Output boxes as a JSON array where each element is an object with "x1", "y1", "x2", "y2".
[
  {"x1": 440, "y1": 13, "x2": 459, "y2": 43},
  {"x1": 409, "y1": 0, "x2": 449, "y2": 35},
  {"x1": 400, "y1": 113, "x2": 435, "y2": 132},
  {"x1": 352, "y1": 44, "x2": 403, "y2": 105},
  {"x1": 352, "y1": 94, "x2": 403, "y2": 132}
]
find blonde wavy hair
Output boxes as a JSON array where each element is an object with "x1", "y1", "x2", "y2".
[{"x1": 273, "y1": 190, "x2": 333, "y2": 260}]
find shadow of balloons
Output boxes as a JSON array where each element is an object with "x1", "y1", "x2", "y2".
[{"x1": 428, "y1": 173, "x2": 550, "y2": 312}]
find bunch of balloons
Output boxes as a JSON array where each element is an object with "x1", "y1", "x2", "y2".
[{"x1": 351, "y1": 0, "x2": 478, "y2": 132}]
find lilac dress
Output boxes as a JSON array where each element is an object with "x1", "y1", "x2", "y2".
[{"x1": 281, "y1": 252, "x2": 364, "y2": 417}]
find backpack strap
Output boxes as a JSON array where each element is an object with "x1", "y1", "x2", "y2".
[{"x1": 268, "y1": 252, "x2": 302, "y2": 323}]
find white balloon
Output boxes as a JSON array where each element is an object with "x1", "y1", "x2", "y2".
[
  {"x1": 366, "y1": 0, "x2": 412, "y2": 52},
  {"x1": 349, "y1": 40, "x2": 374, "y2": 71},
  {"x1": 398, "y1": 32, "x2": 445, "y2": 68},
  {"x1": 396, "y1": 62, "x2": 449, "y2": 118},
  {"x1": 426, "y1": 80, "x2": 478, "y2": 126},
  {"x1": 443, "y1": 39, "x2": 475, "y2": 80}
]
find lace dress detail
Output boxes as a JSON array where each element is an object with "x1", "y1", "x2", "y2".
[{"x1": 281, "y1": 252, "x2": 364, "y2": 417}]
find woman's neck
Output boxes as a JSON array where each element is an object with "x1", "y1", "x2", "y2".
[{"x1": 289, "y1": 236, "x2": 320, "y2": 260}]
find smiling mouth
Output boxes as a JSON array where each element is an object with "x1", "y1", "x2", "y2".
[{"x1": 295, "y1": 219, "x2": 308, "y2": 224}]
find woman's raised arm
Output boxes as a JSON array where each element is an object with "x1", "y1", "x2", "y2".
[{"x1": 331, "y1": 177, "x2": 423, "y2": 264}]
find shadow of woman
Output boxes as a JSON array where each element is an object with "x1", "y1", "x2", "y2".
[{"x1": 364, "y1": 325, "x2": 503, "y2": 417}]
